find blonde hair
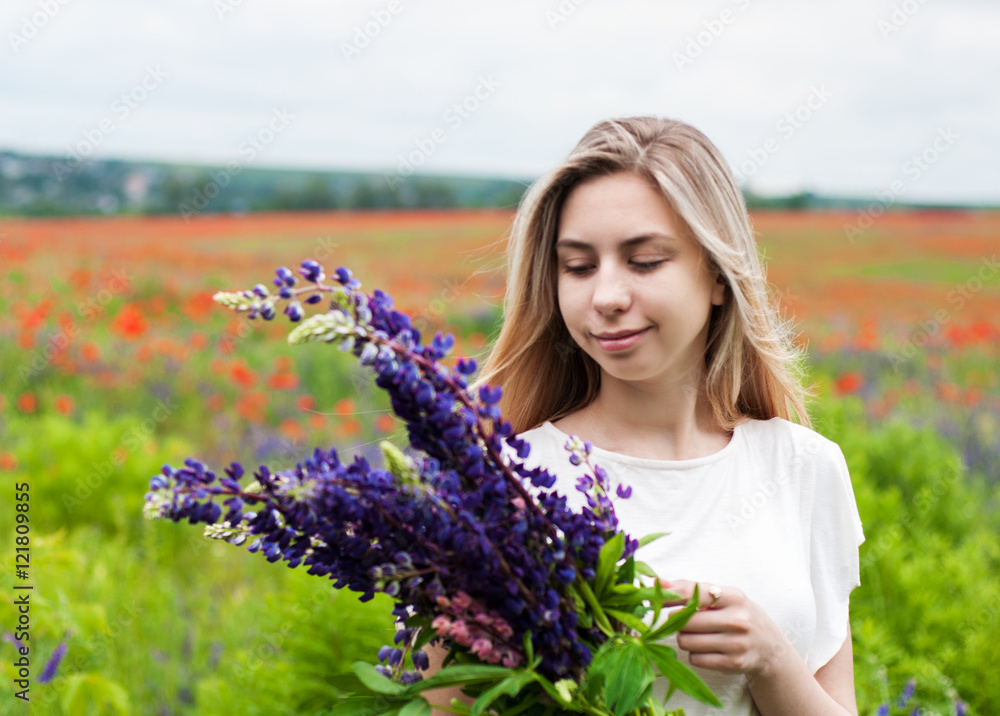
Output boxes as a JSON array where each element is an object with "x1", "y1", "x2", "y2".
[{"x1": 472, "y1": 116, "x2": 813, "y2": 435}]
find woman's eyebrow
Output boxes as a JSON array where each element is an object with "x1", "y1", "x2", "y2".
[{"x1": 555, "y1": 233, "x2": 677, "y2": 250}]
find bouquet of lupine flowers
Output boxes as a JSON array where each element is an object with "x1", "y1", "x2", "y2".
[{"x1": 144, "y1": 259, "x2": 722, "y2": 716}]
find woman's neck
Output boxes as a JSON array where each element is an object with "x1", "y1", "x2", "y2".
[{"x1": 551, "y1": 382, "x2": 732, "y2": 461}]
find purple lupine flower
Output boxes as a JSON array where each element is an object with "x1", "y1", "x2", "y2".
[
  {"x1": 876, "y1": 705, "x2": 889, "y2": 716},
  {"x1": 2, "y1": 633, "x2": 25, "y2": 651},
  {"x1": 39, "y1": 639, "x2": 69, "y2": 683},
  {"x1": 955, "y1": 699, "x2": 967, "y2": 716},
  {"x1": 897, "y1": 677, "x2": 916, "y2": 707}
]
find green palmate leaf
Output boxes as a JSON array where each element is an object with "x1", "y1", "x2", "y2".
[
  {"x1": 637, "y1": 532, "x2": 670, "y2": 549},
  {"x1": 325, "y1": 696, "x2": 388, "y2": 716},
  {"x1": 603, "y1": 640, "x2": 654, "y2": 715},
  {"x1": 583, "y1": 639, "x2": 625, "y2": 702},
  {"x1": 605, "y1": 607, "x2": 650, "y2": 635},
  {"x1": 644, "y1": 585, "x2": 700, "y2": 643},
  {"x1": 398, "y1": 698, "x2": 432, "y2": 716},
  {"x1": 325, "y1": 671, "x2": 367, "y2": 695},
  {"x1": 470, "y1": 670, "x2": 538, "y2": 715},
  {"x1": 647, "y1": 643, "x2": 722, "y2": 708},
  {"x1": 401, "y1": 663, "x2": 514, "y2": 697},
  {"x1": 352, "y1": 661, "x2": 407, "y2": 696},
  {"x1": 595, "y1": 532, "x2": 625, "y2": 597},
  {"x1": 575, "y1": 578, "x2": 614, "y2": 636}
]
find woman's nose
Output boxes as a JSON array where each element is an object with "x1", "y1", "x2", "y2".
[{"x1": 592, "y1": 265, "x2": 632, "y2": 315}]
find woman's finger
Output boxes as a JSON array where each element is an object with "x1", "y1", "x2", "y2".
[{"x1": 659, "y1": 579, "x2": 727, "y2": 610}]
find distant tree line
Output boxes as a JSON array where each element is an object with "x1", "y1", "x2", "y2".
[{"x1": 0, "y1": 150, "x2": 990, "y2": 218}]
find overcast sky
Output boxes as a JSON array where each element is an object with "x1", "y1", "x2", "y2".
[{"x1": 2, "y1": 0, "x2": 998, "y2": 203}]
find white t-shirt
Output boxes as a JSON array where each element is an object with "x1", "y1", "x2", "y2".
[{"x1": 506, "y1": 416, "x2": 865, "y2": 716}]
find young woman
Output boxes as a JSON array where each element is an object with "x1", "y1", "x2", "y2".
[{"x1": 423, "y1": 116, "x2": 865, "y2": 715}]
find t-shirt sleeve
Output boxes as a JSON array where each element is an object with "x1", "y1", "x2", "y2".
[{"x1": 805, "y1": 442, "x2": 865, "y2": 673}]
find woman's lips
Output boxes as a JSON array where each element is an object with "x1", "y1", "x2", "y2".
[{"x1": 594, "y1": 328, "x2": 650, "y2": 352}]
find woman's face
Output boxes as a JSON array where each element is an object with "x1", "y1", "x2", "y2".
[{"x1": 554, "y1": 171, "x2": 726, "y2": 389}]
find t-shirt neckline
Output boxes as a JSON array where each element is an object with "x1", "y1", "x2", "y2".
[{"x1": 540, "y1": 419, "x2": 745, "y2": 470}]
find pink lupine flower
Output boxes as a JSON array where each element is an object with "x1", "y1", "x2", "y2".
[
  {"x1": 493, "y1": 618, "x2": 514, "y2": 640},
  {"x1": 470, "y1": 637, "x2": 492, "y2": 658},
  {"x1": 449, "y1": 620, "x2": 472, "y2": 646},
  {"x1": 431, "y1": 615, "x2": 452, "y2": 635}
]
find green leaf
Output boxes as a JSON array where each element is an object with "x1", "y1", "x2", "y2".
[
  {"x1": 620, "y1": 555, "x2": 635, "y2": 585},
  {"x1": 595, "y1": 532, "x2": 625, "y2": 596},
  {"x1": 401, "y1": 663, "x2": 513, "y2": 696},
  {"x1": 644, "y1": 585, "x2": 700, "y2": 643},
  {"x1": 398, "y1": 698, "x2": 432, "y2": 716},
  {"x1": 582, "y1": 639, "x2": 624, "y2": 702},
  {"x1": 470, "y1": 670, "x2": 537, "y2": 715},
  {"x1": 603, "y1": 584, "x2": 660, "y2": 607},
  {"x1": 651, "y1": 578, "x2": 665, "y2": 630},
  {"x1": 531, "y1": 671, "x2": 568, "y2": 704},
  {"x1": 325, "y1": 671, "x2": 367, "y2": 695},
  {"x1": 603, "y1": 640, "x2": 654, "y2": 715},
  {"x1": 576, "y1": 578, "x2": 614, "y2": 636},
  {"x1": 523, "y1": 630, "x2": 534, "y2": 664},
  {"x1": 647, "y1": 643, "x2": 722, "y2": 708},
  {"x1": 606, "y1": 607, "x2": 650, "y2": 635},
  {"x1": 637, "y1": 531, "x2": 670, "y2": 549},
  {"x1": 634, "y1": 560, "x2": 658, "y2": 578},
  {"x1": 352, "y1": 661, "x2": 407, "y2": 696},
  {"x1": 325, "y1": 698, "x2": 389, "y2": 716}
]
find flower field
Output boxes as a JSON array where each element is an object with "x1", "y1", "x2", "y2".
[{"x1": 0, "y1": 208, "x2": 998, "y2": 715}]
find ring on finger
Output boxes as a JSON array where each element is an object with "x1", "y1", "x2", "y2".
[{"x1": 706, "y1": 583, "x2": 723, "y2": 609}]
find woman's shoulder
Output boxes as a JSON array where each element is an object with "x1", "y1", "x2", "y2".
[{"x1": 739, "y1": 416, "x2": 843, "y2": 459}]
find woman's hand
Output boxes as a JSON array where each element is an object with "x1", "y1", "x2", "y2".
[{"x1": 659, "y1": 578, "x2": 791, "y2": 678}]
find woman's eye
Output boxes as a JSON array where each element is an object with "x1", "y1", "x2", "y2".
[
  {"x1": 562, "y1": 260, "x2": 665, "y2": 275},
  {"x1": 632, "y1": 260, "x2": 666, "y2": 271}
]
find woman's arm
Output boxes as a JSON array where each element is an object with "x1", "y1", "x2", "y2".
[
  {"x1": 421, "y1": 640, "x2": 476, "y2": 716},
  {"x1": 746, "y1": 620, "x2": 858, "y2": 716}
]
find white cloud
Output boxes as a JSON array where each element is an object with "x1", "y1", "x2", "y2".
[{"x1": 1, "y1": 0, "x2": 997, "y2": 202}]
